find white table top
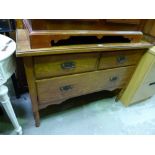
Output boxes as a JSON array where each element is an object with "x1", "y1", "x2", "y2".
[{"x1": 0, "y1": 34, "x2": 16, "y2": 62}]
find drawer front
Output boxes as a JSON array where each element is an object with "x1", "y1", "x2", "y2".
[
  {"x1": 36, "y1": 66, "x2": 135, "y2": 104},
  {"x1": 34, "y1": 53, "x2": 99, "y2": 79},
  {"x1": 98, "y1": 50, "x2": 144, "y2": 69},
  {"x1": 143, "y1": 62, "x2": 155, "y2": 84},
  {"x1": 131, "y1": 82, "x2": 155, "y2": 103}
]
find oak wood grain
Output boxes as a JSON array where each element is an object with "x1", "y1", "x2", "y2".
[
  {"x1": 143, "y1": 20, "x2": 155, "y2": 34},
  {"x1": 16, "y1": 29, "x2": 152, "y2": 57},
  {"x1": 34, "y1": 53, "x2": 99, "y2": 79},
  {"x1": 23, "y1": 19, "x2": 144, "y2": 48},
  {"x1": 36, "y1": 66, "x2": 135, "y2": 104},
  {"x1": 23, "y1": 57, "x2": 40, "y2": 127},
  {"x1": 99, "y1": 50, "x2": 144, "y2": 69},
  {"x1": 106, "y1": 19, "x2": 141, "y2": 25},
  {"x1": 29, "y1": 19, "x2": 143, "y2": 30},
  {"x1": 143, "y1": 20, "x2": 155, "y2": 38}
]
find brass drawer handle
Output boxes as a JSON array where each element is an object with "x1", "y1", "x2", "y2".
[
  {"x1": 110, "y1": 76, "x2": 118, "y2": 82},
  {"x1": 117, "y1": 56, "x2": 127, "y2": 64},
  {"x1": 60, "y1": 85, "x2": 73, "y2": 92},
  {"x1": 149, "y1": 82, "x2": 155, "y2": 86},
  {"x1": 61, "y1": 61, "x2": 76, "y2": 70}
]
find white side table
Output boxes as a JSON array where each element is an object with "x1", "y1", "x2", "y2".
[{"x1": 0, "y1": 34, "x2": 22, "y2": 135}]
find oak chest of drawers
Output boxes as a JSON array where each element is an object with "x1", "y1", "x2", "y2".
[{"x1": 16, "y1": 29, "x2": 152, "y2": 127}]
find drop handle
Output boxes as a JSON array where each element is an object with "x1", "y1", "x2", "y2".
[
  {"x1": 60, "y1": 85, "x2": 73, "y2": 92},
  {"x1": 109, "y1": 76, "x2": 118, "y2": 82},
  {"x1": 149, "y1": 82, "x2": 155, "y2": 86},
  {"x1": 61, "y1": 61, "x2": 76, "y2": 70},
  {"x1": 117, "y1": 56, "x2": 127, "y2": 64}
]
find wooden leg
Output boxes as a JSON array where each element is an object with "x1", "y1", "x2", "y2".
[
  {"x1": 115, "y1": 88, "x2": 125, "y2": 102},
  {"x1": 115, "y1": 96, "x2": 119, "y2": 102},
  {"x1": 24, "y1": 57, "x2": 40, "y2": 127},
  {"x1": 33, "y1": 111, "x2": 40, "y2": 127},
  {"x1": 0, "y1": 85, "x2": 22, "y2": 135}
]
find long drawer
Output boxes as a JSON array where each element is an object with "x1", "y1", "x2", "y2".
[
  {"x1": 98, "y1": 50, "x2": 144, "y2": 69},
  {"x1": 34, "y1": 53, "x2": 99, "y2": 79},
  {"x1": 36, "y1": 66, "x2": 135, "y2": 104}
]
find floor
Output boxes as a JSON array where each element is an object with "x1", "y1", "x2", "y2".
[{"x1": 1, "y1": 88, "x2": 155, "y2": 135}]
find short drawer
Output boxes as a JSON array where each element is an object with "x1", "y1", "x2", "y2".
[
  {"x1": 34, "y1": 53, "x2": 99, "y2": 79},
  {"x1": 98, "y1": 50, "x2": 144, "y2": 69},
  {"x1": 36, "y1": 66, "x2": 135, "y2": 104}
]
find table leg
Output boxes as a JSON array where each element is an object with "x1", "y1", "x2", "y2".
[{"x1": 0, "y1": 85, "x2": 22, "y2": 135}]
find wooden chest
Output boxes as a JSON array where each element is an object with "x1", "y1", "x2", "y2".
[{"x1": 16, "y1": 28, "x2": 152, "y2": 127}]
